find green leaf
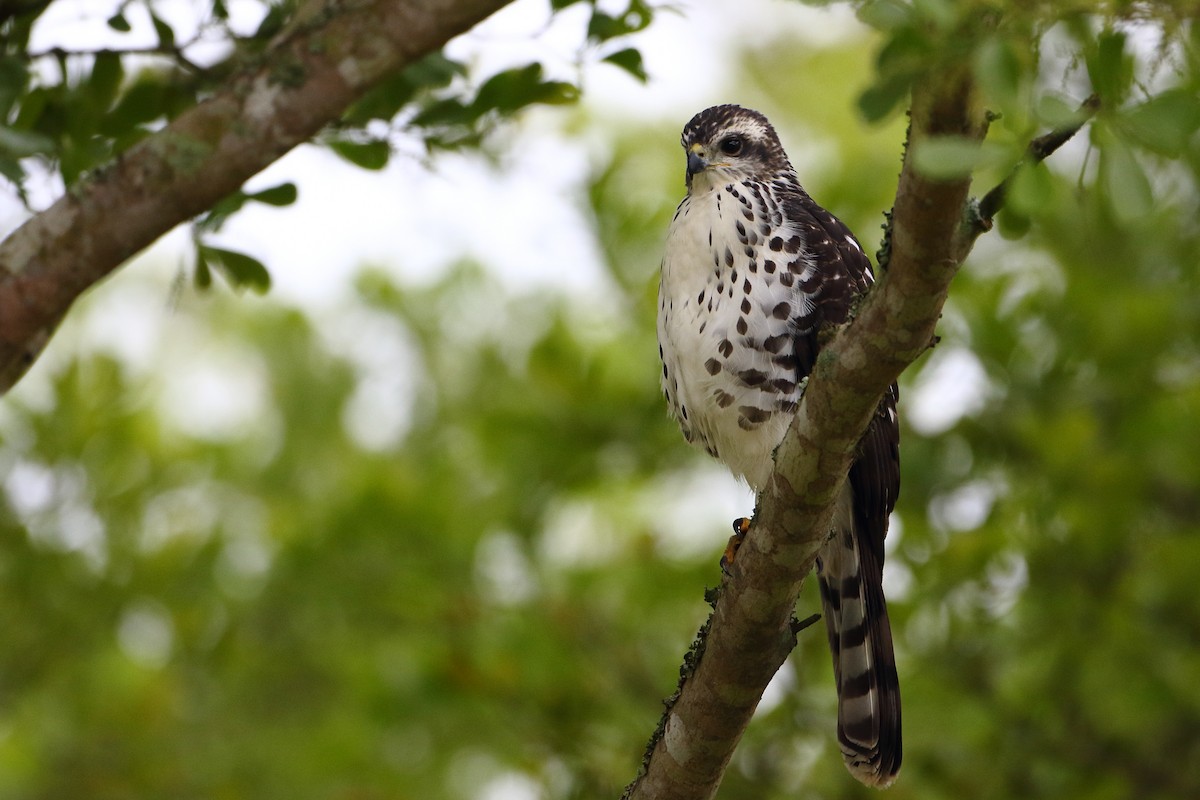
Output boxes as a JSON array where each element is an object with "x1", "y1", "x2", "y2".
[
  {"x1": 857, "y1": 0, "x2": 914, "y2": 31},
  {"x1": 197, "y1": 191, "x2": 248, "y2": 233},
  {"x1": 150, "y1": 14, "x2": 176, "y2": 50},
  {"x1": 1101, "y1": 136, "x2": 1153, "y2": 221},
  {"x1": 0, "y1": 125, "x2": 54, "y2": 157},
  {"x1": 405, "y1": 52, "x2": 466, "y2": 90},
  {"x1": 912, "y1": 136, "x2": 1008, "y2": 179},
  {"x1": 254, "y1": 4, "x2": 288, "y2": 39},
  {"x1": 473, "y1": 64, "x2": 579, "y2": 116},
  {"x1": 410, "y1": 97, "x2": 477, "y2": 129},
  {"x1": 106, "y1": 12, "x2": 132, "y2": 33},
  {"x1": 1035, "y1": 92, "x2": 1086, "y2": 128},
  {"x1": 198, "y1": 245, "x2": 272, "y2": 293},
  {"x1": 858, "y1": 74, "x2": 913, "y2": 122},
  {"x1": 88, "y1": 51, "x2": 124, "y2": 114},
  {"x1": 248, "y1": 182, "x2": 298, "y2": 207},
  {"x1": 0, "y1": 57, "x2": 28, "y2": 118},
  {"x1": 194, "y1": 244, "x2": 213, "y2": 289},
  {"x1": 104, "y1": 74, "x2": 167, "y2": 132},
  {"x1": 327, "y1": 138, "x2": 391, "y2": 170},
  {"x1": 912, "y1": 0, "x2": 958, "y2": 29},
  {"x1": 974, "y1": 36, "x2": 1023, "y2": 111},
  {"x1": 995, "y1": 205, "x2": 1031, "y2": 240},
  {"x1": 602, "y1": 48, "x2": 648, "y2": 83},
  {"x1": 1087, "y1": 29, "x2": 1131, "y2": 104},
  {"x1": 586, "y1": 2, "x2": 652, "y2": 43},
  {"x1": 0, "y1": 154, "x2": 27, "y2": 188},
  {"x1": 1120, "y1": 89, "x2": 1200, "y2": 157},
  {"x1": 1007, "y1": 162, "x2": 1052, "y2": 216}
]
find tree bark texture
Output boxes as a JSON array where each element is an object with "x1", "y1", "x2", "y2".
[
  {"x1": 624, "y1": 64, "x2": 989, "y2": 800},
  {"x1": 0, "y1": 0, "x2": 512, "y2": 393}
]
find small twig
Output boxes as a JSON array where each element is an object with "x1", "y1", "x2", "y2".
[
  {"x1": 25, "y1": 43, "x2": 209, "y2": 74},
  {"x1": 974, "y1": 93, "x2": 1101, "y2": 228}
]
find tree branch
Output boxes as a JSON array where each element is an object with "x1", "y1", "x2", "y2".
[
  {"x1": 973, "y1": 93, "x2": 1100, "y2": 233},
  {"x1": 624, "y1": 64, "x2": 990, "y2": 800},
  {"x1": 0, "y1": 0, "x2": 512, "y2": 394}
]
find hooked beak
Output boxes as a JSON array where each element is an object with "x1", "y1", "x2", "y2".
[{"x1": 686, "y1": 149, "x2": 708, "y2": 177}]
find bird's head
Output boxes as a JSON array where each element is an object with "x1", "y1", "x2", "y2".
[{"x1": 680, "y1": 104, "x2": 792, "y2": 193}]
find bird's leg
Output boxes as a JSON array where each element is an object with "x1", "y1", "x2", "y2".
[{"x1": 720, "y1": 517, "x2": 752, "y2": 572}]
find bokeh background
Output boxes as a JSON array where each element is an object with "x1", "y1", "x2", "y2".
[{"x1": 2, "y1": 1, "x2": 1199, "y2": 798}]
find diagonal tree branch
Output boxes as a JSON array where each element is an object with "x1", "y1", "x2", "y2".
[
  {"x1": 624, "y1": 63, "x2": 993, "y2": 800},
  {"x1": 0, "y1": 0, "x2": 512, "y2": 394}
]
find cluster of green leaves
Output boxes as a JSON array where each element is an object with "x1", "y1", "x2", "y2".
[
  {"x1": 0, "y1": 0, "x2": 288, "y2": 194},
  {"x1": 0, "y1": 0, "x2": 653, "y2": 292},
  {"x1": 330, "y1": 0, "x2": 653, "y2": 159},
  {"x1": 850, "y1": 0, "x2": 1200, "y2": 234}
]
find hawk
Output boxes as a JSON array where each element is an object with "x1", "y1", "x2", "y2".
[{"x1": 657, "y1": 104, "x2": 902, "y2": 787}]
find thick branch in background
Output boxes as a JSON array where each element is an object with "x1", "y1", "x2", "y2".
[
  {"x1": 0, "y1": 0, "x2": 512, "y2": 393},
  {"x1": 623, "y1": 64, "x2": 991, "y2": 800}
]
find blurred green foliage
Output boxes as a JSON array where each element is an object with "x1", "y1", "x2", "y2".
[{"x1": 2, "y1": 1, "x2": 1200, "y2": 799}]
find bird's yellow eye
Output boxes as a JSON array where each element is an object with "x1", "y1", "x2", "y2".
[{"x1": 719, "y1": 135, "x2": 743, "y2": 156}]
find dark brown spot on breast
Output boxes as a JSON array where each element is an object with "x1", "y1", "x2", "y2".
[
  {"x1": 742, "y1": 278, "x2": 752, "y2": 294},
  {"x1": 773, "y1": 354, "x2": 799, "y2": 370},
  {"x1": 772, "y1": 302, "x2": 792, "y2": 320},
  {"x1": 736, "y1": 317, "x2": 748, "y2": 335},
  {"x1": 740, "y1": 298, "x2": 751, "y2": 314},
  {"x1": 769, "y1": 236, "x2": 783, "y2": 251},
  {"x1": 705, "y1": 358, "x2": 722, "y2": 375},
  {"x1": 763, "y1": 259, "x2": 776, "y2": 274},
  {"x1": 763, "y1": 333, "x2": 789, "y2": 353},
  {"x1": 737, "y1": 368, "x2": 768, "y2": 386},
  {"x1": 697, "y1": 289, "x2": 705, "y2": 303},
  {"x1": 724, "y1": 247, "x2": 733, "y2": 267},
  {"x1": 780, "y1": 272, "x2": 795, "y2": 287},
  {"x1": 713, "y1": 389, "x2": 735, "y2": 408},
  {"x1": 719, "y1": 339, "x2": 733, "y2": 357},
  {"x1": 738, "y1": 405, "x2": 772, "y2": 423},
  {"x1": 784, "y1": 235, "x2": 803, "y2": 254},
  {"x1": 771, "y1": 378, "x2": 797, "y2": 393}
]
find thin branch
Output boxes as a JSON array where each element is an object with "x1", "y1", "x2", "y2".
[
  {"x1": 23, "y1": 43, "x2": 210, "y2": 74},
  {"x1": 974, "y1": 93, "x2": 1101, "y2": 229},
  {"x1": 0, "y1": 0, "x2": 514, "y2": 394}
]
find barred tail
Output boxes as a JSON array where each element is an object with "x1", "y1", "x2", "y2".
[{"x1": 816, "y1": 524, "x2": 902, "y2": 788}]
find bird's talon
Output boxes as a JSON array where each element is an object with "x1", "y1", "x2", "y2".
[{"x1": 720, "y1": 517, "x2": 752, "y2": 572}]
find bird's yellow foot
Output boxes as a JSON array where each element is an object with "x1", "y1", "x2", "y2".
[{"x1": 721, "y1": 517, "x2": 752, "y2": 572}]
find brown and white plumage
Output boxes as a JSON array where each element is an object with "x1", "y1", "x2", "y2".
[{"x1": 657, "y1": 104, "x2": 902, "y2": 787}]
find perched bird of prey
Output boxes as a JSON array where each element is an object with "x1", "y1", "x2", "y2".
[{"x1": 657, "y1": 104, "x2": 902, "y2": 787}]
